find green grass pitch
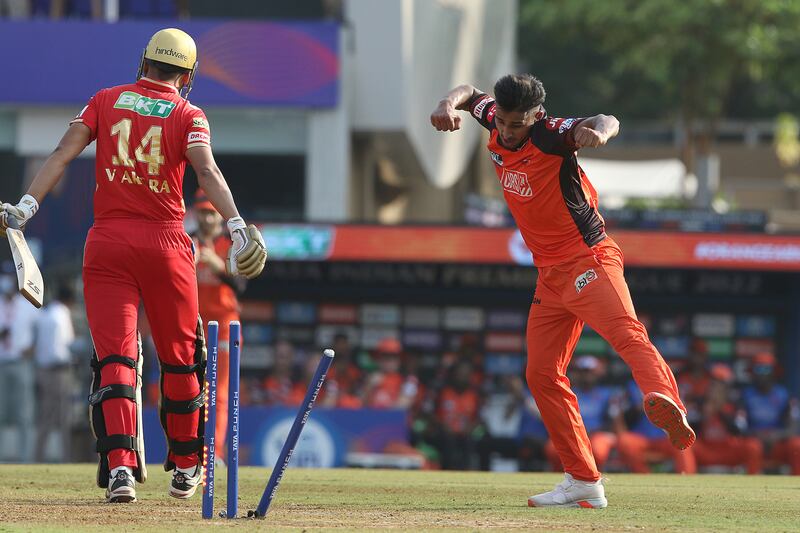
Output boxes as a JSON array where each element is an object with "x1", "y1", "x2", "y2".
[{"x1": 0, "y1": 465, "x2": 798, "y2": 531}]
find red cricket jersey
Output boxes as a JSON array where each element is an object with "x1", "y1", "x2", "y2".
[
  {"x1": 467, "y1": 93, "x2": 606, "y2": 267},
  {"x1": 71, "y1": 77, "x2": 211, "y2": 222}
]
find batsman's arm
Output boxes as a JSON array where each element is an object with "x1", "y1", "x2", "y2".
[
  {"x1": 26, "y1": 123, "x2": 92, "y2": 203},
  {"x1": 186, "y1": 145, "x2": 240, "y2": 221}
]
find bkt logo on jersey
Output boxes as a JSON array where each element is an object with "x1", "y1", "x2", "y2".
[
  {"x1": 490, "y1": 151, "x2": 503, "y2": 166},
  {"x1": 114, "y1": 91, "x2": 176, "y2": 118},
  {"x1": 575, "y1": 269, "x2": 598, "y2": 293},
  {"x1": 500, "y1": 169, "x2": 532, "y2": 197}
]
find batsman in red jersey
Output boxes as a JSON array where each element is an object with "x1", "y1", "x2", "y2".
[
  {"x1": 431, "y1": 74, "x2": 694, "y2": 508},
  {"x1": 0, "y1": 28, "x2": 267, "y2": 503}
]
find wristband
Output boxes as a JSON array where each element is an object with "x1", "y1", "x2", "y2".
[{"x1": 226, "y1": 216, "x2": 246, "y2": 233}]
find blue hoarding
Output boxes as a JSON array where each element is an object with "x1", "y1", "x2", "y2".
[
  {"x1": 0, "y1": 20, "x2": 338, "y2": 107},
  {"x1": 143, "y1": 406, "x2": 408, "y2": 467}
]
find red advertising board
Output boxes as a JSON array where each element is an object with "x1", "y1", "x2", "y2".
[{"x1": 260, "y1": 224, "x2": 800, "y2": 271}]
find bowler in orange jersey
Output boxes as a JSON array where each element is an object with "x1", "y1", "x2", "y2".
[{"x1": 431, "y1": 74, "x2": 694, "y2": 508}]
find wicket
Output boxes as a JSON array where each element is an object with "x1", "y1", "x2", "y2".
[
  {"x1": 226, "y1": 321, "x2": 241, "y2": 519},
  {"x1": 203, "y1": 320, "x2": 335, "y2": 520},
  {"x1": 249, "y1": 348, "x2": 335, "y2": 519},
  {"x1": 201, "y1": 320, "x2": 241, "y2": 519},
  {"x1": 201, "y1": 321, "x2": 218, "y2": 520}
]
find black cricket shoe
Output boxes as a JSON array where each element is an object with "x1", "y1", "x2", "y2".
[
  {"x1": 169, "y1": 465, "x2": 203, "y2": 499},
  {"x1": 106, "y1": 469, "x2": 136, "y2": 503}
]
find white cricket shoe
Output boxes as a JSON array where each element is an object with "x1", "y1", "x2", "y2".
[
  {"x1": 527, "y1": 473, "x2": 607, "y2": 509},
  {"x1": 169, "y1": 464, "x2": 203, "y2": 499},
  {"x1": 106, "y1": 467, "x2": 136, "y2": 503}
]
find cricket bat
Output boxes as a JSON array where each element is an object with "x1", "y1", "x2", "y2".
[{"x1": 6, "y1": 217, "x2": 43, "y2": 308}]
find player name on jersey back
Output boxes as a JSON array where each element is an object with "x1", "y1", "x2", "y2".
[{"x1": 73, "y1": 77, "x2": 212, "y2": 221}]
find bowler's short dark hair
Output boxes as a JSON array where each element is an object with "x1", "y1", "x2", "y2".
[{"x1": 493, "y1": 74, "x2": 546, "y2": 113}]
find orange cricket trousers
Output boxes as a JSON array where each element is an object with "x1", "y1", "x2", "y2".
[
  {"x1": 525, "y1": 238, "x2": 685, "y2": 482},
  {"x1": 203, "y1": 312, "x2": 240, "y2": 460},
  {"x1": 693, "y1": 437, "x2": 763, "y2": 474},
  {"x1": 616, "y1": 432, "x2": 697, "y2": 473}
]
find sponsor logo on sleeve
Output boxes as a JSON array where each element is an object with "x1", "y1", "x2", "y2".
[
  {"x1": 559, "y1": 118, "x2": 577, "y2": 133},
  {"x1": 187, "y1": 131, "x2": 211, "y2": 145},
  {"x1": 192, "y1": 117, "x2": 209, "y2": 129},
  {"x1": 489, "y1": 151, "x2": 503, "y2": 166},
  {"x1": 472, "y1": 95, "x2": 492, "y2": 119},
  {"x1": 575, "y1": 268, "x2": 598, "y2": 293},
  {"x1": 500, "y1": 169, "x2": 532, "y2": 197}
]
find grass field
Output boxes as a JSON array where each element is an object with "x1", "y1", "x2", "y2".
[{"x1": 0, "y1": 465, "x2": 798, "y2": 532}]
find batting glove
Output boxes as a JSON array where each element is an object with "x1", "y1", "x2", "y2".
[
  {"x1": 0, "y1": 194, "x2": 38, "y2": 236},
  {"x1": 226, "y1": 216, "x2": 267, "y2": 279}
]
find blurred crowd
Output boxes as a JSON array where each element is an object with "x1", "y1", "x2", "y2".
[
  {"x1": 149, "y1": 330, "x2": 800, "y2": 475},
  {"x1": 2, "y1": 278, "x2": 799, "y2": 476},
  {"x1": 0, "y1": 275, "x2": 77, "y2": 463}
]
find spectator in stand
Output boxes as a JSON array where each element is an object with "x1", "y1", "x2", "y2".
[
  {"x1": 49, "y1": 0, "x2": 102, "y2": 19},
  {"x1": 363, "y1": 337, "x2": 418, "y2": 409},
  {"x1": 543, "y1": 355, "x2": 618, "y2": 473},
  {"x1": 291, "y1": 353, "x2": 362, "y2": 409},
  {"x1": 262, "y1": 340, "x2": 299, "y2": 406},
  {"x1": 0, "y1": 0, "x2": 30, "y2": 18},
  {"x1": 692, "y1": 363, "x2": 762, "y2": 474},
  {"x1": 325, "y1": 332, "x2": 363, "y2": 401},
  {"x1": 477, "y1": 374, "x2": 525, "y2": 471},
  {"x1": 741, "y1": 353, "x2": 800, "y2": 475},
  {"x1": 34, "y1": 284, "x2": 76, "y2": 462},
  {"x1": 615, "y1": 379, "x2": 697, "y2": 474},
  {"x1": 434, "y1": 359, "x2": 483, "y2": 470},
  {"x1": 677, "y1": 339, "x2": 712, "y2": 430},
  {"x1": 517, "y1": 384, "x2": 550, "y2": 472},
  {"x1": 0, "y1": 273, "x2": 38, "y2": 462}
]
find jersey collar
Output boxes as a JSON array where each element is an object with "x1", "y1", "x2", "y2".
[{"x1": 136, "y1": 77, "x2": 180, "y2": 94}]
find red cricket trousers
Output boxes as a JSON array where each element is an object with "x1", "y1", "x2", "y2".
[
  {"x1": 83, "y1": 219, "x2": 201, "y2": 470},
  {"x1": 526, "y1": 238, "x2": 685, "y2": 482}
]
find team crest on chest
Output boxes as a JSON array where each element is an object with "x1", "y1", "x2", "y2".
[{"x1": 500, "y1": 169, "x2": 532, "y2": 197}]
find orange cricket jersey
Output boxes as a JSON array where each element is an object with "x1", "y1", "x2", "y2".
[
  {"x1": 195, "y1": 234, "x2": 239, "y2": 318},
  {"x1": 467, "y1": 93, "x2": 606, "y2": 266}
]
